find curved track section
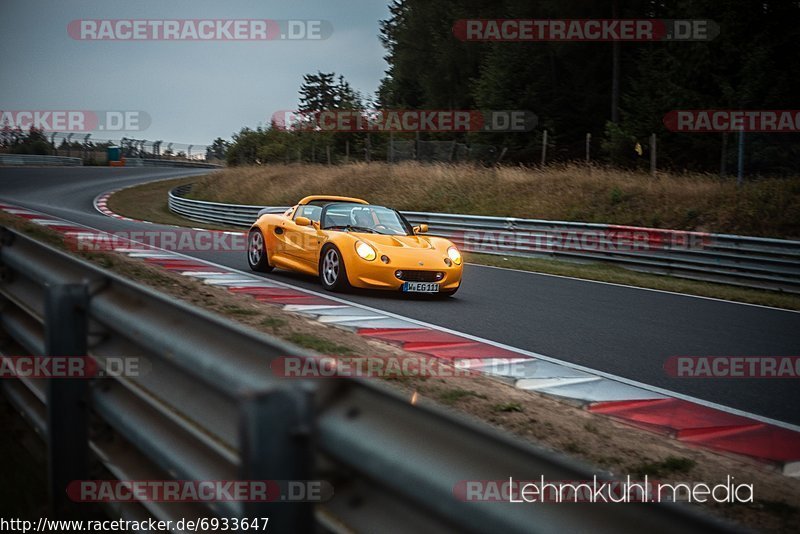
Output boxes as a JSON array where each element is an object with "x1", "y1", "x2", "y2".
[{"x1": 1, "y1": 167, "x2": 798, "y2": 429}]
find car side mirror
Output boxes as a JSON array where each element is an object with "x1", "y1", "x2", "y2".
[
  {"x1": 295, "y1": 216, "x2": 312, "y2": 227},
  {"x1": 414, "y1": 224, "x2": 428, "y2": 234}
]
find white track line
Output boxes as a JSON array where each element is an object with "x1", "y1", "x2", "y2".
[{"x1": 467, "y1": 262, "x2": 800, "y2": 314}]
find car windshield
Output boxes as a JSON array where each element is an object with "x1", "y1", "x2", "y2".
[{"x1": 321, "y1": 203, "x2": 413, "y2": 236}]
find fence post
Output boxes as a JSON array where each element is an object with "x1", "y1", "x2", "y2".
[
  {"x1": 649, "y1": 133, "x2": 657, "y2": 178},
  {"x1": 585, "y1": 133, "x2": 591, "y2": 164},
  {"x1": 45, "y1": 283, "x2": 89, "y2": 518},
  {"x1": 496, "y1": 147, "x2": 507, "y2": 165},
  {"x1": 540, "y1": 129, "x2": 548, "y2": 166},
  {"x1": 389, "y1": 131, "x2": 394, "y2": 164},
  {"x1": 239, "y1": 387, "x2": 314, "y2": 533},
  {"x1": 720, "y1": 132, "x2": 727, "y2": 177},
  {"x1": 326, "y1": 145, "x2": 331, "y2": 165},
  {"x1": 737, "y1": 129, "x2": 745, "y2": 186},
  {"x1": 365, "y1": 133, "x2": 371, "y2": 164},
  {"x1": 345, "y1": 139, "x2": 350, "y2": 164}
]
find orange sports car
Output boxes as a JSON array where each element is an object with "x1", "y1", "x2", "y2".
[{"x1": 247, "y1": 195, "x2": 463, "y2": 296}]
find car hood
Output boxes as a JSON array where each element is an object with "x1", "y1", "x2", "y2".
[{"x1": 354, "y1": 233, "x2": 438, "y2": 250}]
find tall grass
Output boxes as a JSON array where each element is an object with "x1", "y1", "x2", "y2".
[{"x1": 190, "y1": 163, "x2": 800, "y2": 238}]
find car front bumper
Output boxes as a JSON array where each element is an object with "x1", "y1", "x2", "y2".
[{"x1": 346, "y1": 261, "x2": 463, "y2": 291}]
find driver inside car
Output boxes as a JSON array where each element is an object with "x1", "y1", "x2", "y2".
[{"x1": 352, "y1": 208, "x2": 375, "y2": 229}]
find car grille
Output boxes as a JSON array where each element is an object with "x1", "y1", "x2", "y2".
[{"x1": 398, "y1": 270, "x2": 442, "y2": 282}]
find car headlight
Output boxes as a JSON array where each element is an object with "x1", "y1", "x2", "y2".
[
  {"x1": 355, "y1": 241, "x2": 377, "y2": 261},
  {"x1": 447, "y1": 246, "x2": 462, "y2": 265}
]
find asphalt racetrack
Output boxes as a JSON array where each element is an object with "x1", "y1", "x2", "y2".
[{"x1": 1, "y1": 167, "x2": 798, "y2": 425}]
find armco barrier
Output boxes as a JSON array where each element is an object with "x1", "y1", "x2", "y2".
[
  {"x1": 0, "y1": 224, "x2": 732, "y2": 532},
  {"x1": 168, "y1": 184, "x2": 800, "y2": 293},
  {"x1": 0, "y1": 154, "x2": 83, "y2": 166},
  {"x1": 0, "y1": 154, "x2": 221, "y2": 168},
  {"x1": 125, "y1": 158, "x2": 222, "y2": 168}
]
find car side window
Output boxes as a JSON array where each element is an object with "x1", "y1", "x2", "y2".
[{"x1": 295, "y1": 205, "x2": 322, "y2": 222}]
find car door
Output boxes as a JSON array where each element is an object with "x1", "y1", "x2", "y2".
[{"x1": 280, "y1": 205, "x2": 323, "y2": 268}]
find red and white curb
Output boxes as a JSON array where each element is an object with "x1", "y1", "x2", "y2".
[
  {"x1": 94, "y1": 190, "x2": 141, "y2": 223},
  {"x1": 7, "y1": 201, "x2": 800, "y2": 477},
  {"x1": 94, "y1": 189, "x2": 235, "y2": 235}
]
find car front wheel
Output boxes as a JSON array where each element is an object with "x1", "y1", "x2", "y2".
[
  {"x1": 319, "y1": 245, "x2": 351, "y2": 291},
  {"x1": 247, "y1": 228, "x2": 274, "y2": 272}
]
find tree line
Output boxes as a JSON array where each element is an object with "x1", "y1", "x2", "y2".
[{"x1": 225, "y1": 0, "x2": 800, "y2": 175}]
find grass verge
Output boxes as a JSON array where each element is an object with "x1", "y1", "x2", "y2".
[
  {"x1": 105, "y1": 176, "x2": 239, "y2": 231},
  {"x1": 190, "y1": 163, "x2": 800, "y2": 239}
]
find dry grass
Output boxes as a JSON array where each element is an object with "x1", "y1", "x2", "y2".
[
  {"x1": 189, "y1": 162, "x2": 800, "y2": 239},
  {"x1": 106, "y1": 176, "x2": 240, "y2": 231}
]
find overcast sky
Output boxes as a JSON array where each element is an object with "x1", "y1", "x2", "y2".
[{"x1": 1, "y1": 0, "x2": 391, "y2": 146}]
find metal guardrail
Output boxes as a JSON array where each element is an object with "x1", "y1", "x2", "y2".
[
  {"x1": 168, "y1": 184, "x2": 800, "y2": 294},
  {"x1": 125, "y1": 158, "x2": 222, "y2": 169},
  {"x1": 0, "y1": 227, "x2": 730, "y2": 532},
  {"x1": 168, "y1": 184, "x2": 287, "y2": 226},
  {"x1": 0, "y1": 154, "x2": 83, "y2": 166},
  {"x1": 0, "y1": 155, "x2": 220, "y2": 168}
]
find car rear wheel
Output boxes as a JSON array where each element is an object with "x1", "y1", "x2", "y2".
[
  {"x1": 320, "y1": 245, "x2": 351, "y2": 291},
  {"x1": 247, "y1": 228, "x2": 273, "y2": 272}
]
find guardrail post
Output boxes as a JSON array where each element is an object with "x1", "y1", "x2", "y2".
[
  {"x1": 239, "y1": 387, "x2": 314, "y2": 532},
  {"x1": 650, "y1": 133, "x2": 657, "y2": 178},
  {"x1": 737, "y1": 129, "x2": 745, "y2": 186},
  {"x1": 44, "y1": 283, "x2": 89, "y2": 518},
  {"x1": 540, "y1": 129, "x2": 548, "y2": 166},
  {"x1": 585, "y1": 132, "x2": 591, "y2": 164}
]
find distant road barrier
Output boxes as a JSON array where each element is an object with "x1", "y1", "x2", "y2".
[
  {"x1": 0, "y1": 154, "x2": 83, "y2": 166},
  {"x1": 0, "y1": 154, "x2": 222, "y2": 168},
  {"x1": 125, "y1": 158, "x2": 222, "y2": 168},
  {"x1": 168, "y1": 184, "x2": 800, "y2": 293}
]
